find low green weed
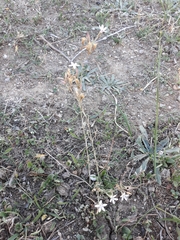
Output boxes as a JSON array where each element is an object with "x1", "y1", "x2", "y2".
[
  {"x1": 77, "y1": 64, "x2": 97, "y2": 91},
  {"x1": 133, "y1": 125, "x2": 180, "y2": 184}
]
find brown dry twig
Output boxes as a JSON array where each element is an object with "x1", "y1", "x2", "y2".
[{"x1": 39, "y1": 35, "x2": 71, "y2": 63}]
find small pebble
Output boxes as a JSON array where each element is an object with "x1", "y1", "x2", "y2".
[
  {"x1": 5, "y1": 77, "x2": 10, "y2": 82},
  {"x1": 159, "y1": 103, "x2": 165, "y2": 108},
  {"x1": 177, "y1": 95, "x2": 180, "y2": 102}
]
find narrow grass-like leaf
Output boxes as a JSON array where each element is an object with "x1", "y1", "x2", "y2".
[
  {"x1": 32, "y1": 209, "x2": 44, "y2": 223},
  {"x1": 3, "y1": 147, "x2": 12, "y2": 155},
  {"x1": 68, "y1": 153, "x2": 78, "y2": 166},
  {"x1": 71, "y1": 188, "x2": 80, "y2": 200},
  {"x1": 8, "y1": 234, "x2": 19, "y2": 240}
]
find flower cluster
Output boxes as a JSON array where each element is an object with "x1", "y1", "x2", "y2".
[{"x1": 95, "y1": 192, "x2": 130, "y2": 214}]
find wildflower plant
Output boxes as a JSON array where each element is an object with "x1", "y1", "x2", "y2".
[{"x1": 64, "y1": 25, "x2": 131, "y2": 215}]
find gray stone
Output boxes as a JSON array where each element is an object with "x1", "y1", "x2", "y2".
[
  {"x1": 177, "y1": 94, "x2": 180, "y2": 102},
  {"x1": 56, "y1": 182, "x2": 70, "y2": 197}
]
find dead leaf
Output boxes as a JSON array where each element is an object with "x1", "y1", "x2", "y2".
[{"x1": 35, "y1": 153, "x2": 46, "y2": 160}]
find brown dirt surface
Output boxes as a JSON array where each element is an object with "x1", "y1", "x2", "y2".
[{"x1": 0, "y1": 0, "x2": 180, "y2": 239}]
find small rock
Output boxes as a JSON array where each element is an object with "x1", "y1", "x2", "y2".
[
  {"x1": 56, "y1": 182, "x2": 70, "y2": 197},
  {"x1": 81, "y1": 166, "x2": 88, "y2": 176},
  {"x1": 139, "y1": 49, "x2": 144, "y2": 54},
  {"x1": 82, "y1": 227, "x2": 91, "y2": 232},
  {"x1": 85, "y1": 216, "x2": 90, "y2": 223},
  {"x1": 170, "y1": 46, "x2": 178, "y2": 55},
  {"x1": 5, "y1": 77, "x2": 10, "y2": 82},
  {"x1": 62, "y1": 171, "x2": 70, "y2": 179},
  {"x1": 101, "y1": 95, "x2": 107, "y2": 102},
  {"x1": 164, "y1": 45, "x2": 169, "y2": 53},
  {"x1": 0, "y1": 169, "x2": 7, "y2": 180},
  {"x1": 177, "y1": 95, "x2": 180, "y2": 102},
  {"x1": 142, "y1": 121, "x2": 147, "y2": 128},
  {"x1": 148, "y1": 186, "x2": 155, "y2": 192},
  {"x1": 104, "y1": 111, "x2": 111, "y2": 116},
  {"x1": 159, "y1": 103, "x2": 165, "y2": 108},
  {"x1": 161, "y1": 168, "x2": 170, "y2": 180}
]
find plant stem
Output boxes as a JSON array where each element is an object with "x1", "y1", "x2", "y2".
[{"x1": 154, "y1": 31, "x2": 162, "y2": 184}]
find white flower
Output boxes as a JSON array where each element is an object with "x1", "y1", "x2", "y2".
[
  {"x1": 99, "y1": 25, "x2": 108, "y2": 33},
  {"x1": 69, "y1": 62, "x2": 79, "y2": 69},
  {"x1": 120, "y1": 192, "x2": 129, "y2": 201},
  {"x1": 109, "y1": 194, "x2": 118, "y2": 204},
  {"x1": 95, "y1": 200, "x2": 107, "y2": 213}
]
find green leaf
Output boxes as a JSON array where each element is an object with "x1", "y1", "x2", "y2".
[
  {"x1": 122, "y1": 226, "x2": 131, "y2": 234},
  {"x1": 162, "y1": 217, "x2": 180, "y2": 224},
  {"x1": 164, "y1": 147, "x2": 180, "y2": 154},
  {"x1": 132, "y1": 153, "x2": 148, "y2": 162},
  {"x1": 139, "y1": 125, "x2": 148, "y2": 140},
  {"x1": 68, "y1": 153, "x2": 78, "y2": 166},
  {"x1": 177, "y1": 227, "x2": 180, "y2": 238},
  {"x1": 15, "y1": 222, "x2": 23, "y2": 233},
  {"x1": 3, "y1": 147, "x2": 12, "y2": 155},
  {"x1": 141, "y1": 136, "x2": 151, "y2": 152},
  {"x1": 136, "y1": 136, "x2": 147, "y2": 153},
  {"x1": 8, "y1": 234, "x2": 19, "y2": 240},
  {"x1": 156, "y1": 137, "x2": 169, "y2": 152},
  {"x1": 135, "y1": 157, "x2": 149, "y2": 175},
  {"x1": 155, "y1": 167, "x2": 161, "y2": 185},
  {"x1": 33, "y1": 209, "x2": 44, "y2": 223},
  {"x1": 76, "y1": 234, "x2": 85, "y2": 240},
  {"x1": 71, "y1": 188, "x2": 80, "y2": 200}
]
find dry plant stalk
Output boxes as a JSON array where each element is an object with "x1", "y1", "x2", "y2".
[
  {"x1": 64, "y1": 68, "x2": 85, "y2": 105},
  {"x1": 81, "y1": 32, "x2": 97, "y2": 54},
  {"x1": 64, "y1": 66, "x2": 100, "y2": 185},
  {"x1": 65, "y1": 67, "x2": 93, "y2": 181}
]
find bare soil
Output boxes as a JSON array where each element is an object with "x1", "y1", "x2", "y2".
[{"x1": 0, "y1": 0, "x2": 180, "y2": 239}]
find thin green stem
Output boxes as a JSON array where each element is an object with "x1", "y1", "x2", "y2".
[
  {"x1": 154, "y1": 31, "x2": 163, "y2": 183},
  {"x1": 80, "y1": 110, "x2": 91, "y2": 183}
]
